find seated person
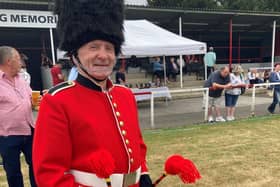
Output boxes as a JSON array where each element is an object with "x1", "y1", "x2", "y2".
[
  {"x1": 167, "y1": 57, "x2": 179, "y2": 82},
  {"x1": 153, "y1": 57, "x2": 164, "y2": 78},
  {"x1": 247, "y1": 68, "x2": 263, "y2": 84},
  {"x1": 263, "y1": 70, "x2": 270, "y2": 83},
  {"x1": 115, "y1": 67, "x2": 126, "y2": 85}
]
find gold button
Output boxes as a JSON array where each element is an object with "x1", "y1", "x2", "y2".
[
  {"x1": 110, "y1": 95, "x2": 113, "y2": 99},
  {"x1": 113, "y1": 103, "x2": 117, "y2": 108},
  {"x1": 116, "y1": 112, "x2": 120, "y2": 117},
  {"x1": 119, "y1": 121, "x2": 124, "y2": 126},
  {"x1": 130, "y1": 158, "x2": 134, "y2": 163},
  {"x1": 122, "y1": 130, "x2": 127, "y2": 136},
  {"x1": 128, "y1": 148, "x2": 132, "y2": 153},
  {"x1": 125, "y1": 139, "x2": 130, "y2": 145}
]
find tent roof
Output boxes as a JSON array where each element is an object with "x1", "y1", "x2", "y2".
[
  {"x1": 122, "y1": 20, "x2": 206, "y2": 57},
  {"x1": 125, "y1": 6, "x2": 280, "y2": 43}
]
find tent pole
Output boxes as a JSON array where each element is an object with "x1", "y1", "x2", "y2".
[
  {"x1": 204, "y1": 54, "x2": 207, "y2": 80},
  {"x1": 229, "y1": 18, "x2": 233, "y2": 69},
  {"x1": 271, "y1": 20, "x2": 276, "y2": 71},
  {"x1": 179, "y1": 16, "x2": 183, "y2": 88},
  {"x1": 238, "y1": 33, "x2": 241, "y2": 64},
  {"x1": 49, "y1": 28, "x2": 56, "y2": 65},
  {"x1": 163, "y1": 56, "x2": 167, "y2": 86}
]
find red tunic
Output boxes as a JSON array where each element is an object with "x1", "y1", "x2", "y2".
[{"x1": 33, "y1": 75, "x2": 148, "y2": 187}]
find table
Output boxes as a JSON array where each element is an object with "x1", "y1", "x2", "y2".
[{"x1": 131, "y1": 87, "x2": 172, "y2": 102}]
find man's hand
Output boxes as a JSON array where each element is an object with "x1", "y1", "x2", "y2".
[
  {"x1": 58, "y1": 73, "x2": 65, "y2": 81},
  {"x1": 140, "y1": 174, "x2": 153, "y2": 187},
  {"x1": 224, "y1": 83, "x2": 232, "y2": 89}
]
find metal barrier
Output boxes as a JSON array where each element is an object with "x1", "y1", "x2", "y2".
[
  {"x1": 149, "y1": 87, "x2": 209, "y2": 129},
  {"x1": 251, "y1": 82, "x2": 280, "y2": 116},
  {"x1": 135, "y1": 82, "x2": 280, "y2": 129}
]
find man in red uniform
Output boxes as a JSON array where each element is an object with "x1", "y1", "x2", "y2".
[{"x1": 32, "y1": 0, "x2": 153, "y2": 187}]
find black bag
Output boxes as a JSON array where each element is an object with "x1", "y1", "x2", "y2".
[
  {"x1": 240, "y1": 87, "x2": 246, "y2": 95},
  {"x1": 240, "y1": 75, "x2": 246, "y2": 95}
]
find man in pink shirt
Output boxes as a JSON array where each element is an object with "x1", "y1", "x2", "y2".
[{"x1": 0, "y1": 46, "x2": 37, "y2": 187}]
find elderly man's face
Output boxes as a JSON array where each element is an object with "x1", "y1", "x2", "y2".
[
  {"x1": 9, "y1": 50, "x2": 22, "y2": 77},
  {"x1": 77, "y1": 40, "x2": 116, "y2": 80},
  {"x1": 220, "y1": 67, "x2": 230, "y2": 78}
]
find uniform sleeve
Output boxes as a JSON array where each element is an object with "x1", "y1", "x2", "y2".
[
  {"x1": 32, "y1": 94, "x2": 82, "y2": 187},
  {"x1": 139, "y1": 133, "x2": 149, "y2": 174},
  {"x1": 130, "y1": 92, "x2": 149, "y2": 174}
]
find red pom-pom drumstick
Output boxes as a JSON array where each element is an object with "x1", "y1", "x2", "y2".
[{"x1": 153, "y1": 154, "x2": 201, "y2": 186}]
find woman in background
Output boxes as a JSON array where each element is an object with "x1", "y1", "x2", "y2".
[{"x1": 225, "y1": 65, "x2": 246, "y2": 121}]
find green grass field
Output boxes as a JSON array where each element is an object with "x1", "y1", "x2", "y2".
[{"x1": 1, "y1": 116, "x2": 280, "y2": 187}]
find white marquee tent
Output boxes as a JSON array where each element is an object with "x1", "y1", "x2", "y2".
[
  {"x1": 121, "y1": 20, "x2": 207, "y2": 87},
  {"x1": 122, "y1": 20, "x2": 206, "y2": 57}
]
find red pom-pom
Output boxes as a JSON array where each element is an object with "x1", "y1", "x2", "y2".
[
  {"x1": 165, "y1": 155, "x2": 185, "y2": 175},
  {"x1": 88, "y1": 150, "x2": 115, "y2": 179},
  {"x1": 164, "y1": 154, "x2": 201, "y2": 184}
]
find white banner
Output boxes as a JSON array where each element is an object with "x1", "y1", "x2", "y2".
[{"x1": 0, "y1": 9, "x2": 57, "y2": 28}]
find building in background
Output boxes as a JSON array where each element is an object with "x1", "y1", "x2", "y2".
[{"x1": 0, "y1": 0, "x2": 279, "y2": 89}]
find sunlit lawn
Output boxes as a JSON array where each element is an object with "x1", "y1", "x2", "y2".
[{"x1": 1, "y1": 115, "x2": 280, "y2": 187}]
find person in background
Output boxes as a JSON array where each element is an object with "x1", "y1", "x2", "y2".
[
  {"x1": 167, "y1": 57, "x2": 179, "y2": 82},
  {"x1": 68, "y1": 64, "x2": 78, "y2": 81},
  {"x1": 0, "y1": 46, "x2": 37, "y2": 187},
  {"x1": 204, "y1": 46, "x2": 216, "y2": 78},
  {"x1": 115, "y1": 66, "x2": 126, "y2": 85},
  {"x1": 19, "y1": 53, "x2": 31, "y2": 85},
  {"x1": 268, "y1": 63, "x2": 280, "y2": 114},
  {"x1": 153, "y1": 57, "x2": 164, "y2": 76},
  {"x1": 153, "y1": 56, "x2": 164, "y2": 86},
  {"x1": 50, "y1": 61, "x2": 64, "y2": 86},
  {"x1": 225, "y1": 65, "x2": 246, "y2": 121},
  {"x1": 263, "y1": 69, "x2": 270, "y2": 83},
  {"x1": 204, "y1": 66, "x2": 231, "y2": 122},
  {"x1": 247, "y1": 68, "x2": 263, "y2": 84}
]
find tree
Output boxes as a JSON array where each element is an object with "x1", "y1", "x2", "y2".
[
  {"x1": 147, "y1": 0, "x2": 218, "y2": 9},
  {"x1": 148, "y1": 0, "x2": 280, "y2": 12},
  {"x1": 219, "y1": 0, "x2": 280, "y2": 12}
]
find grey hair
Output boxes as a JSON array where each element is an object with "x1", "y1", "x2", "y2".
[
  {"x1": 220, "y1": 66, "x2": 229, "y2": 71},
  {"x1": 0, "y1": 46, "x2": 15, "y2": 65}
]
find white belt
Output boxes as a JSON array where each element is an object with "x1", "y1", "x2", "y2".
[{"x1": 69, "y1": 167, "x2": 141, "y2": 187}]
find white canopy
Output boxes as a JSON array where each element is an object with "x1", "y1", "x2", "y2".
[
  {"x1": 124, "y1": 0, "x2": 148, "y2": 6},
  {"x1": 122, "y1": 20, "x2": 207, "y2": 57}
]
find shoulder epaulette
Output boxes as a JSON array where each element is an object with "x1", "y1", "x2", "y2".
[
  {"x1": 113, "y1": 84, "x2": 129, "y2": 89},
  {"x1": 48, "y1": 81, "x2": 76, "y2": 96},
  {"x1": 113, "y1": 84, "x2": 132, "y2": 91}
]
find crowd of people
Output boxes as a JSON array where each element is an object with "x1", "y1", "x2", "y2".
[{"x1": 204, "y1": 63, "x2": 280, "y2": 123}]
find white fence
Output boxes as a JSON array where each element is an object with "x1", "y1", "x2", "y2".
[
  {"x1": 251, "y1": 82, "x2": 280, "y2": 116},
  {"x1": 138, "y1": 82, "x2": 280, "y2": 129},
  {"x1": 150, "y1": 88, "x2": 209, "y2": 128}
]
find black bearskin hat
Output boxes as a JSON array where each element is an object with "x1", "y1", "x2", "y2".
[{"x1": 54, "y1": 0, "x2": 125, "y2": 55}]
